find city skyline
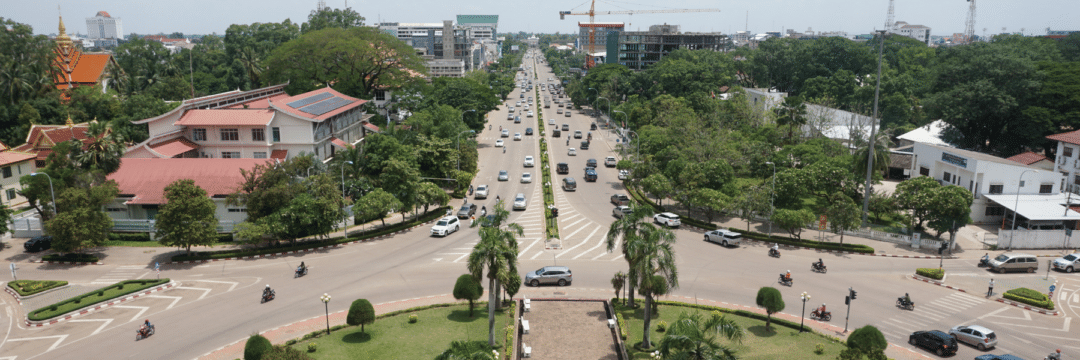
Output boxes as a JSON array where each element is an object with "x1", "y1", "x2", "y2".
[{"x1": 10, "y1": 0, "x2": 1080, "y2": 38}]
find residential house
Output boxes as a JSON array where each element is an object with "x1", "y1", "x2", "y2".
[
  {"x1": 0, "y1": 141, "x2": 36, "y2": 207},
  {"x1": 1046, "y1": 129, "x2": 1080, "y2": 193}
]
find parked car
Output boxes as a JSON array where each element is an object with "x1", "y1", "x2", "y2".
[
  {"x1": 23, "y1": 235, "x2": 52, "y2": 252},
  {"x1": 524, "y1": 156, "x2": 534, "y2": 167},
  {"x1": 498, "y1": 170, "x2": 509, "y2": 181},
  {"x1": 611, "y1": 194, "x2": 630, "y2": 206},
  {"x1": 654, "y1": 212, "x2": 681, "y2": 228},
  {"x1": 457, "y1": 203, "x2": 478, "y2": 218},
  {"x1": 525, "y1": 128, "x2": 534, "y2": 135},
  {"x1": 988, "y1": 253, "x2": 1038, "y2": 273},
  {"x1": 704, "y1": 229, "x2": 742, "y2": 247},
  {"x1": 513, "y1": 193, "x2": 528, "y2": 210},
  {"x1": 586, "y1": 158, "x2": 598, "y2": 168},
  {"x1": 556, "y1": 163, "x2": 569, "y2": 174},
  {"x1": 908, "y1": 330, "x2": 958, "y2": 356},
  {"x1": 1052, "y1": 252, "x2": 1079, "y2": 273},
  {"x1": 618, "y1": 170, "x2": 630, "y2": 180},
  {"x1": 430, "y1": 216, "x2": 461, "y2": 237},
  {"x1": 948, "y1": 325, "x2": 997, "y2": 350},
  {"x1": 475, "y1": 185, "x2": 489, "y2": 199},
  {"x1": 521, "y1": 172, "x2": 532, "y2": 183},
  {"x1": 524, "y1": 266, "x2": 573, "y2": 286},
  {"x1": 604, "y1": 156, "x2": 617, "y2": 167},
  {"x1": 613, "y1": 205, "x2": 632, "y2": 218}
]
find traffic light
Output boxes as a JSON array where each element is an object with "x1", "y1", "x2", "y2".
[
  {"x1": 939, "y1": 242, "x2": 948, "y2": 254},
  {"x1": 552, "y1": 208, "x2": 559, "y2": 217},
  {"x1": 849, "y1": 287, "x2": 857, "y2": 300},
  {"x1": 845, "y1": 295, "x2": 850, "y2": 305}
]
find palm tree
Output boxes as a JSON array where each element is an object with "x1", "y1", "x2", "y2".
[
  {"x1": 775, "y1": 95, "x2": 807, "y2": 141},
  {"x1": 635, "y1": 224, "x2": 678, "y2": 349},
  {"x1": 606, "y1": 204, "x2": 655, "y2": 307},
  {"x1": 78, "y1": 121, "x2": 126, "y2": 174},
  {"x1": 434, "y1": 340, "x2": 497, "y2": 360},
  {"x1": 657, "y1": 311, "x2": 744, "y2": 360},
  {"x1": 467, "y1": 199, "x2": 522, "y2": 348},
  {"x1": 851, "y1": 129, "x2": 891, "y2": 182}
]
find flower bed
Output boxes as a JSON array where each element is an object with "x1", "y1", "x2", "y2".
[
  {"x1": 41, "y1": 253, "x2": 100, "y2": 263},
  {"x1": 731, "y1": 228, "x2": 876, "y2": 253},
  {"x1": 915, "y1": 268, "x2": 944, "y2": 280},
  {"x1": 7, "y1": 280, "x2": 68, "y2": 296}
]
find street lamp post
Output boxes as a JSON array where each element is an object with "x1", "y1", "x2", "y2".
[
  {"x1": 765, "y1": 162, "x2": 776, "y2": 237},
  {"x1": 320, "y1": 293, "x2": 331, "y2": 335},
  {"x1": 800, "y1": 292, "x2": 810, "y2": 333},
  {"x1": 1008, "y1": 169, "x2": 1038, "y2": 248},
  {"x1": 597, "y1": 96, "x2": 610, "y2": 124},
  {"x1": 30, "y1": 173, "x2": 55, "y2": 216},
  {"x1": 457, "y1": 127, "x2": 476, "y2": 171},
  {"x1": 625, "y1": 130, "x2": 640, "y2": 160}
]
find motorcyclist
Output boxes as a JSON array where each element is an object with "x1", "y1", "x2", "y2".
[
  {"x1": 264, "y1": 285, "x2": 273, "y2": 298},
  {"x1": 903, "y1": 293, "x2": 912, "y2": 306},
  {"x1": 981, "y1": 253, "x2": 990, "y2": 265},
  {"x1": 1048, "y1": 349, "x2": 1062, "y2": 360},
  {"x1": 816, "y1": 303, "x2": 826, "y2": 316},
  {"x1": 815, "y1": 258, "x2": 824, "y2": 269},
  {"x1": 784, "y1": 270, "x2": 792, "y2": 281},
  {"x1": 142, "y1": 319, "x2": 152, "y2": 332},
  {"x1": 771, "y1": 243, "x2": 780, "y2": 255},
  {"x1": 480, "y1": 206, "x2": 487, "y2": 216},
  {"x1": 298, "y1": 261, "x2": 306, "y2": 274}
]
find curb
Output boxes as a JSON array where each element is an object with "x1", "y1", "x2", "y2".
[
  {"x1": 28, "y1": 260, "x2": 104, "y2": 265},
  {"x1": 23, "y1": 280, "x2": 179, "y2": 327},
  {"x1": 909, "y1": 274, "x2": 967, "y2": 292},
  {"x1": 740, "y1": 237, "x2": 951, "y2": 259},
  {"x1": 3, "y1": 284, "x2": 72, "y2": 305}
]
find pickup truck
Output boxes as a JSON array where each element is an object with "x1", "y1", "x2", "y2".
[{"x1": 610, "y1": 194, "x2": 630, "y2": 206}]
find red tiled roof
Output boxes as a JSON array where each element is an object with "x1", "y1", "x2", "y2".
[
  {"x1": 35, "y1": 149, "x2": 53, "y2": 161},
  {"x1": 42, "y1": 126, "x2": 90, "y2": 145},
  {"x1": 273, "y1": 87, "x2": 366, "y2": 122},
  {"x1": 175, "y1": 109, "x2": 275, "y2": 126},
  {"x1": 226, "y1": 93, "x2": 290, "y2": 109},
  {"x1": 13, "y1": 143, "x2": 33, "y2": 152},
  {"x1": 148, "y1": 138, "x2": 200, "y2": 158},
  {"x1": 329, "y1": 137, "x2": 350, "y2": 149},
  {"x1": 1006, "y1": 151, "x2": 1048, "y2": 165},
  {"x1": 1048, "y1": 129, "x2": 1080, "y2": 146},
  {"x1": 0, "y1": 151, "x2": 35, "y2": 166},
  {"x1": 108, "y1": 158, "x2": 268, "y2": 205},
  {"x1": 54, "y1": 49, "x2": 111, "y2": 89},
  {"x1": 270, "y1": 150, "x2": 288, "y2": 160},
  {"x1": 363, "y1": 123, "x2": 380, "y2": 132},
  {"x1": 0, "y1": 140, "x2": 7, "y2": 151}
]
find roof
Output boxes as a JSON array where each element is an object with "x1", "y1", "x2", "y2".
[
  {"x1": 889, "y1": 151, "x2": 912, "y2": 169},
  {"x1": 917, "y1": 142, "x2": 1043, "y2": 170},
  {"x1": 1047, "y1": 129, "x2": 1080, "y2": 146},
  {"x1": 578, "y1": 22, "x2": 625, "y2": 27},
  {"x1": 270, "y1": 87, "x2": 366, "y2": 122},
  {"x1": 148, "y1": 138, "x2": 199, "y2": 158},
  {"x1": 363, "y1": 122, "x2": 380, "y2": 133},
  {"x1": 0, "y1": 150, "x2": 35, "y2": 166},
  {"x1": 983, "y1": 193, "x2": 1080, "y2": 221},
  {"x1": 54, "y1": 51, "x2": 111, "y2": 88},
  {"x1": 23, "y1": 122, "x2": 92, "y2": 148},
  {"x1": 1006, "y1": 151, "x2": 1049, "y2": 166},
  {"x1": 0, "y1": 140, "x2": 7, "y2": 151},
  {"x1": 329, "y1": 137, "x2": 350, "y2": 149},
  {"x1": 270, "y1": 150, "x2": 288, "y2": 160},
  {"x1": 897, "y1": 120, "x2": 954, "y2": 147},
  {"x1": 456, "y1": 15, "x2": 499, "y2": 24},
  {"x1": 108, "y1": 158, "x2": 268, "y2": 205},
  {"x1": 175, "y1": 109, "x2": 275, "y2": 126},
  {"x1": 225, "y1": 93, "x2": 289, "y2": 109}
]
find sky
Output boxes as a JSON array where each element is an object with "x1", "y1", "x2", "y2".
[{"x1": 10, "y1": 0, "x2": 1080, "y2": 38}]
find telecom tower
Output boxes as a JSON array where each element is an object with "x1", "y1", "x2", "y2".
[
  {"x1": 885, "y1": 0, "x2": 896, "y2": 31},
  {"x1": 317, "y1": 0, "x2": 326, "y2": 11},
  {"x1": 963, "y1": 0, "x2": 977, "y2": 43}
]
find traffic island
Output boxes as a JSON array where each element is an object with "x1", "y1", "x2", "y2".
[{"x1": 25, "y1": 279, "x2": 175, "y2": 326}]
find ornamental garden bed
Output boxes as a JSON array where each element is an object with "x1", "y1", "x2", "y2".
[
  {"x1": 7, "y1": 280, "x2": 68, "y2": 297},
  {"x1": 1003, "y1": 287, "x2": 1055, "y2": 310},
  {"x1": 28, "y1": 279, "x2": 170, "y2": 321}
]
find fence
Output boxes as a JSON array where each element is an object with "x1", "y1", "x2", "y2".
[
  {"x1": 8, "y1": 218, "x2": 237, "y2": 238},
  {"x1": 10, "y1": 218, "x2": 43, "y2": 238},
  {"x1": 995, "y1": 229, "x2": 1080, "y2": 249}
]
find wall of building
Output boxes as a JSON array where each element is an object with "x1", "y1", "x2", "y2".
[
  {"x1": 1, "y1": 160, "x2": 34, "y2": 207},
  {"x1": 105, "y1": 198, "x2": 249, "y2": 223},
  {"x1": 1054, "y1": 141, "x2": 1080, "y2": 193}
]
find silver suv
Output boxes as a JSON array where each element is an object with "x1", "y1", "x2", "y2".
[
  {"x1": 1052, "y1": 253, "x2": 1079, "y2": 273},
  {"x1": 704, "y1": 229, "x2": 741, "y2": 247},
  {"x1": 525, "y1": 266, "x2": 573, "y2": 286}
]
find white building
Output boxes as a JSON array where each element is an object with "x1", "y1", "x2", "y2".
[
  {"x1": 889, "y1": 21, "x2": 931, "y2": 45},
  {"x1": 744, "y1": 88, "x2": 786, "y2": 122},
  {"x1": 801, "y1": 104, "x2": 878, "y2": 149},
  {"x1": 85, "y1": 11, "x2": 123, "y2": 40},
  {"x1": 105, "y1": 158, "x2": 267, "y2": 224},
  {"x1": 0, "y1": 143, "x2": 35, "y2": 207},
  {"x1": 426, "y1": 59, "x2": 466, "y2": 78},
  {"x1": 456, "y1": 15, "x2": 498, "y2": 41}
]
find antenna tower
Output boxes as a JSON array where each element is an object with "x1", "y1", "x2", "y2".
[
  {"x1": 963, "y1": 0, "x2": 976, "y2": 43},
  {"x1": 885, "y1": 0, "x2": 896, "y2": 31},
  {"x1": 317, "y1": 0, "x2": 326, "y2": 11}
]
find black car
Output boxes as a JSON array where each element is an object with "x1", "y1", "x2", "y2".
[
  {"x1": 909, "y1": 330, "x2": 958, "y2": 356},
  {"x1": 24, "y1": 235, "x2": 52, "y2": 252},
  {"x1": 456, "y1": 203, "x2": 478, "y2": 219},
  {"x1": 525, "y1": 128, "x2": 533, "y2": 135},
  {"x1": 586, "y1": 159, "x2": 598, "y2": 168},
  {"x1": 556, "y1": 162, "x2": 569, "y2": 174},
  {"x1": 580, "y1": 141, "x2": 590, "y2": 150},
  {"x1": 590, "y1": 123, "x2": 598, "y2": 130},
  {"x1": 584, "y1": 168, "x2": 598, "y2": 182}
]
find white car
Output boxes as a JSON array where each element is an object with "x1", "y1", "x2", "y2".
[
  {"x1": 618, "y1": 169, "x2": 630, "y2": 180},
  {"x1": 605, "y1": 156, "x2": 618, "y2": 167},
  {"x1": 549, "y1": 118, "x2": 556, "y2": 125},
  {"x1": 524, "y1": 156, "x2": 534, "y2": 167},
  {"x1": 495, "y1": 139, "x2": 504, "y2": 147},
  {"x1": 474, "y1": 184, "x2": 489, "y2": 199},
  {"x1": 1052, "y1": 253, "x2": 1079, "y2": 273},
  {"x1": 513, "y1": 193, "x2": 528, "y2": 210},
  {"x1": 527, "y1": 111, "x2": 534, "y2": 118},
  {"x1": 568, "y1": 148, "x2": 577, "y2": 156},
  {"x1": 521, "y1": 172, "x2": 532, "y2": 183},
  {"x1": 430, "y1": 216, "x2": 460, "y2": 237},
  {"x1": 498, "y1": 170, "x2": 509, "y2": 181},
  {"x1": 704, "y1": 229, "x2": 741, "y2": 247},
  {"x1": 514, "y1": 133, "x2": 522, "y2": 141},
  {"x1": 653, "y1": 212, "x2": 681, "y2": 228}
]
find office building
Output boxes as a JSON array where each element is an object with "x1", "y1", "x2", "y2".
[
  {"x1": 86, "y1": 11, "x2": 123, "y2": 40},
  {"x1": 605, "y1": 24, "x2": 729, "y2": 71},
  {"x1": 888, "y1": 21, "x2": 931, "y2": 45},
  {"x1": 456, "y1": 15, "x2": 498, "y2": 40}
]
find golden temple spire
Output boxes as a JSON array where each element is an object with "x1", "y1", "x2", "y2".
[{"x1": 56, "y1": 6, "x2": 73, "y2": 50}]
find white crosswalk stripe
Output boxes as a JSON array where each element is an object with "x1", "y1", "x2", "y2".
[{"x1": 876, "y1": 292, "x2": 988, "y2": 342}]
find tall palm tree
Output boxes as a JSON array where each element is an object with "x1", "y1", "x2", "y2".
[
  {"x1": 635, "y1": 224, "x2": 678, "y2": 349},
  {"x1": 775, "y1": 95, "x2": 807, "y2": 141},
  {"x1": 657, "y1": 311, "x2": 744, "y2": 360},
  {"x1": 606, "y1": 203, "x2": 655, "y2": 307},
  {"x1": 467, "y1": 199, "x2": 522, "y2": 348},
  {"x1": 851, "y1": 129, "x2": 891, "y2": 182},
  {"x1": 78, "y1": 121, "x2": 126, "y2": 174},
  {"x1": 434, "y1": 340, "x2": 497, "y2": 360}
]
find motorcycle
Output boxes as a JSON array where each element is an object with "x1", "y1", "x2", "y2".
[
  {"x1": 136, "y1": 325, "x2": 155, "y2": 340},
  {"x1": 768, "y1": 248, "x2": 781, "y2": 258},
  {"x1": 778, "y1": 274, "x2": 793, "y2": 286},
  {"x1": 262, "y1": 289, "x2": 276, "y2": 303},
  {"x1": 896, "y1": 297, "x2": 915, "y2": 310},
  {"x1": 978, "y1": 258, "x2": 990, "y2": 268},
  {"x1": 810, "y1": 309, "x2": 832, "y2": 321},
  {"x1": 811, "y1": 262, "x2": 827, "y2": 273},
  {"x1": 295, "y1": 267, "x2": 308, "y2": 278}
]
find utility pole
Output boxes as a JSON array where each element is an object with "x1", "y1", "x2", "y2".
[{"x1": 860, "y1": 30, "x2": 886, "y2": 228}]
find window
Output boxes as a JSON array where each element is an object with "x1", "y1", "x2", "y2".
[
  {"x1": 375, "y1": 90, "x2": 386, "y2": 101},
  {"x1": 106, "y1": 207, "x2": 126, "y2": 212},
  {"x1": 1065, "y1": 146, "x2": 1074, "y2": 157},
  {"x1": 919, "y1": 167, "x2": 930, "y2": 176},
  {"x1": 989, "y1": 184, "x2": 1004, "y2": 194},
  {"x1": 985, "y1": 206, "x2": 1005, "y2": 216},
  {"x1": 1, "y1": 166, "x2": 10, "y2": 178},
  {"x1": 192, "y1": 128, "x2": 207, "y2": 141},
  {"x1": 220, "y1": 128, "x2": 239, "y2": 141},
  {"x1": 221, "y1": 151, "x2": 240, "y2": 158},
  {"x1": 1040, "y1": 184, "x2": 1054, "y2": 194},
  {"x1": 5, "y1": 189, "x2": 15, "y2": 201},
  {"x1": 942, "y1": 171, "x2": 951, "y2": 183},
  {"x1": 228, "y1": 208, "x2": 247, "y2": 213},
  {"x1": 272, "y1": 127, "x2": 281, "y2": 142},
  {"x1": 254, "y1": 152, "x2": 267, "y2": 159},
  {"x1": 251, "y1": 128, "x2": 265, "y2": 142}
]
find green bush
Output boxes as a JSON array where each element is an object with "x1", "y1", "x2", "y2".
[
  {"x1": 109, "y1": 232, "x2": 152, "y2": 241},
  {"x1": 729, "y1": 228, "x2": 875, "y2": 254},
  {"x1": 847, "y1": 325, "x2": 887, "y2": 356},
  {"x1": 915, "y1": 268, "x2": 944, "y2": 280},
  {"x1": 41, "y1": 253, "x2": 99, "y2": 262},
  {"x1": 245, "y1": 333, "x2": 272, "y2": 360},
  {"x1": 408, "y1": 314, "x2": 418, "y2": 323},
  {"x1": 1004, "y1": 287, "x2": 1055, "y2": 310},
  {"x1": 28, "y1": 279, "x2": 170, "y2": 321},
  {"x1": 814, "y1": 344, "x2": 825, "y2": 355},
  {"x1": 655, "y1": 320, "x2": 667, "y2": 332},
  {"x1": 307, "y1": 342, "x2": 317, "y2": 353},
  {"x1": 7, "y1": 280, "x2": 68, "y2": 296},
  {"x1": 347, "y1": 299, "x2": 376, "y2": 332}
]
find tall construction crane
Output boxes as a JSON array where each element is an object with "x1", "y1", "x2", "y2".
[{"x1": 559, "y1": 0, "x2": 720, "y2": 68}]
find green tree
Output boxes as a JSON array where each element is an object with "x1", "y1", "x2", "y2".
[
  {"x1": 0, "y1": 202, "x2": 12, "y2": 241},
  {"x1": 611, "y1": 271, "x2": 626, "y2": 303},
  {"x1": 772, "y1": 208, "x2": 815, "y2": 239},
  {"x1": 224, "y1": 20, "x2": 301, "y2": 90},
  {"x1": 606, "y1": 204, "x2": 656, "y2": 307},
  {"x1": 826, "y1": 192, "x2": 862, "y2": 245},
  {"x1": 453, "y1": 274, "x2": 484, "y2": 318},
  {"x1": 688, "y1": 188, "x2": 730, "y2": 223},
  {"x1": 467, "y1": 200, "x2": 522, "y2": 347},
  {"x1": 636, "y1": 224, "x2": 679, "y2": 349},
  {"x1": 754, "y1": 287, "x2": 785, "y2": 331},
  {"x1": 44, "y1": 181, "x2": 118, "y2": 254},
  {"x1": 346, "y1": 299, "x2": 375, "y2": 332},
  {"x1": 501, "y1": 268, "x2": 521, "y2": 303},
  {"x1": 301, "y1": 7, "x2": 365, "y2": 34},
  {"x1": 434, "y1": 340, "x2": 496, "y2": 360},
  {"x1": 76, "y1": 121, "x2": 126, "y2": 175},
  {"x1": 850, "y1": 131, "x2": 891, "y2": 183},
  {"x1": 657, "y1": 311, "x2": 743, "y2": 360},
  {"x1": 243, "y1": 333, "x2": 272, "y2": 360},
  {"x1": 893, "y1": 176, "x2": 940, "y2": 229},
  {"x1": 730, "y1": 185, "x2": 770, "y2": 231},
  {"x1": 641, "y1": 173, "x2": 674, "y2": 206},
  {"x1": 355, "y1": 188, "x2": 400, "y2": 226},
  {"x1": 847, "y1": 325, "x2": 888, "y2": 359},
  {"x1": 155, "y1": 179, "x2": 219, "y2": 255},
  {"x1": 414, "y1": 182, "x2": 450, "y2": 214},
  {"x1": 925, "y1": 185, "x2": 974, "y2": 239},
  {"x1": 775, "y1": 95, "x2": 808, "y2": 141}
]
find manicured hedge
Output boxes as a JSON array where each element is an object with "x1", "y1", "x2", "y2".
[
  {"x1": 171, "y1": 206, "x2": 451, "y2": 262},
  {"x1": 7, "y1": 280, "x2": 68, "y2": 296},
  {"x1": 1004, "y1": 287, "x2": 1055, "y2": 310},
  {"x1": 731, "y1": 228, "x2": 876, "y2": 254},
  {"x1": 42, "y1": 253, "x2": 100, "y2": 262},
  {"x1": 28, "y1": 279, "x2": 170, "y2": 321},
  {"x1": 915, "y1": 268, "x2": 944, "y2": 280}
]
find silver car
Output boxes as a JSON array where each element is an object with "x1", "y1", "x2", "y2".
[
  {"x1": 513, "y1": 193, "x2": 527, "y2": 210},
  {"x1": 474, "y1": 185, "x2": 489, "y2": 199},
  {"x1": 704, "y1": 229, "x2": 742, "y2": 247},
  {"x1": 948, "y1": 325, "x2": 997, "y2": 350},
  {"x1": 524, "y1": 266, "x2": 572, "y2": 286},
  {"x1": 613, "y1": 205, "x2": 632, "y2": 218},
  {"x1": 1052, "y1": 253, "x2": 1079, "y2": 273},
  {"x1": 498, "y1": 170, "x2": 509, "y2": 181}
]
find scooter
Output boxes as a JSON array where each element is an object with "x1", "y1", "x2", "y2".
[
  {"x1": 778, "y1": 274, "x2": 793, "y2": 286},
  {"x1": 810, "y1": 309, "x2": 832, "y2": 321},
  {"x1": 978, "y1": 258, "x2": 990, "y2": 268},
  {"x1": 811, "y1": 262, "x2": 827, "y2": 273},
  {"x1": 262, "y1": 289, "x2": 276, "y2": 303},
  {"x1": 768, "y1": 248, "x2": 781, "y2": 258},
  {"x1": 896, "y1": 297, "x2": 915, "y2": 310},
  {"x1": 295, "y1": 267, "x2": 308, "y2": 278},
  {"x1": 136, "y1": 325, "x2": 155, "y2": 340}
]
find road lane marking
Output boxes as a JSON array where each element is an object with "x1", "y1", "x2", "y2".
[
  {"x1": 112, "y1": 305, "x2": 150, "y2": 323},
  {"x1": 7, "y1": 334, "x2": 68, "y2": 352},
  {"x1": 68, "y1": 319, "x2": 113, "y2": 336},
  {"x1": 174, "y1": 286, "x2": 212, "y2": 301},
  {"x1": 520, "y1": 238, "x2": 541, "y2": 255},
  {"x1": 146, "y1": 295, "x2": 183, "y2": 310},
  {"x1": 557, "y1": 227, "x2": 600, "y2": 258},
  {"x1": 976, "y1": 306, "x2": 1012, "y2": 320},
  {"x1": 191, "y1": 280, "x2": 239, "y2": 292}
]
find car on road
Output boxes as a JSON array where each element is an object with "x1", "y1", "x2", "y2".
[
  {"x1": 475, "y1": 185, "x2": 489, "y2": 199},
  {"x1": 513, "y1": 193, "x2": 527, "y2": 210},
  {"x1": 654, "y1": 212, "x2": 681, "y2": 228},
  {"x1": 568, "y1": 148, "x2": 576, "y2": 156},
  {"x1": 565, "y1": 111, "x2": 571, "y2": 117},
  {"x1": 586, "y1": 158, "x2": 598, "y2": 168},
  {"x1": 613, "y1": 205, "x2": 632, "y2": 218},
  {"x1": 507, "y1": 113, "x2": 514, "y2": 120},
  {"x1": 988, "y1": 252, "x2": 1038, "y2": 273},
  {"x1": 525, "y1": 128, "x2": 533, "y2": 135},
  {"x1": 524, "y1": 156, "x2": 534, "y2": 167},
  {"x1": 521, "y1": 172, "x2": 532, "y2": 183},
  {"x1": 611, "y1": 194, "x2": 630, "y2": 206},
  {"x1": 498, "y1": 170, "x2": 509, "y2": 181},
  {"x1": 495, "y1": 139, "x2": 504, "y2": 147},
  {"x1": 514, "y1": 133, "x2": 522, "y2": 141},
  {"x1": 525, "y1": 266, "x2": 572, "y2": 286},
  {"x1": 457, "y1": 203, "x2": 478, "y2": 219},
  {"x1": 557, "y1": 108, "x2": 563, "y2": 114},
  {"x1": 1052, "y1": 252, "x2": 1079, "y2": 273},
  {"x1": 618, "y1": 169, "x2": 630, "y2": 180},
  {"x1": 574, "y1": 130, "x2": 583, "y2": 139},
  {"x1": 515, "y1": 116, "x2": 522, "y2": 124},
  {"x1": 908, "y1": 330, "x2": 958, "y2": 356},
  {"x1": 516, "y1": 101, "x2": 522, "y2": 106},
  {"x1": 580, "y1": 141, "x2": 590, "y2": 150},
  {"x1": 527, "y1": 111, "x2": 534, "y2": 118},
  {"x1": 501, "y1": 129, "x2": 510, "y2": 137},
  {"x1": 584, "y1": 168, "x2": 597, "y2": 182},
  {"x1": 948, "y1": 325, "x2": 997, "y2": 350},
  {"x1": 430, "y1": 216, "x2": 461, "y2": 237},
  {"x1": 704, "y1": 229, "x2": 742, "y2": 247},
  {"x1": 591, "y1": 123, "x2": 598, "y2": 130},
  {"x1": 549, "y1": 118, "x2": 556, "y2": 125},
  {"x1": 562, "y1": 177, "x2": 577, "y2": 191},
  {"x1": 556, "y1": 163, "x2": 569, "y2": 174},
  {"x1": 479, "y1": 214, "x2": 497, "y2": 228},
  {"x1": 605, "y1": 156, "x2": 617, "y2": 167},
  {"x1": 23, "y1": 235, "x2": 52, "y2": 252}
]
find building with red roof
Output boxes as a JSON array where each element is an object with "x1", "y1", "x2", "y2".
[
  {"x1": 53, "y1": 15, "x2": 117, "y2": 93},
  {"x1": 1006, "y1": 151, "x2": 1054, "y2": 171},
  {"x1": 105, "y1": 158, "x2": 267, "y2": 223},
  {"x1": 11, "y1": 118, "x2": 94, "y2": 168},
  {"x1": 126, "y1": 84, "x2": 377, "y2": 162},
  {"x1": 1046, "y1": 129, "x2": 1080, "y2": 193},
  {"x1": 0, "y1": 140, "x2": 37, "y2": 207}
]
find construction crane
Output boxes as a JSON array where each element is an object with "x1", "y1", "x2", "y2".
[{"x1": 559, "y1": 0, "x2": 720, "y2": 68}]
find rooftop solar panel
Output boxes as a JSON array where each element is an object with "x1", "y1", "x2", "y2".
[
  {"x1": 298, "y1": 97, "x2": 355, "y2": 116},
  {"x1": 286, "y1": 92, "x2": 333, "y2": 108}
]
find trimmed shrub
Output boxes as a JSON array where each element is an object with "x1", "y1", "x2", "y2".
[
  {"x1": 453, "y1": 274, "x2": 483, "y2": 317},
  {"x1": 347, "y1": 299, "x2": 376, "y2": 332},
  {"x1": 1004, "y1": 287, "x2": 1055, "y2": 310},
  {"x1": 307, "y1": 342, "x2": 317, "y2": 353},
  {"x1": 915, "y1": 268, "x2": 944, "y2": 280},
  {"x1": 655, "y1": 320, "x2": 667, "y2": 332},
  {"x1": 41, "y1": 253, "x2": 99, "y2": 262},
  {"x1": 109, "y1": 232, "x2": 152, "y2": 241},
  {"x1": 814, "y1": 344, "x2": 825, "y2": 354},
  {"x1": 28, "y1": 279, "x2": 169, "y2": 321},
  {"x1": 7, "y1": 280, "x2": 68, "y2": 296},
  {"x1": 408, "y1": 314, "x2": 418, "y2": 323},
  {"x1": 244, "y1": 333, "x2": 272, "y2": 360},
  {"x1": 847, "y1": 325, "x2": 887, "y2": 356}
]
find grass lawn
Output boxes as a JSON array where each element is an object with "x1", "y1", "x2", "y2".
[
  {"x1": 613, "y1": 301, "x2": 846, "y2": 360},
  {"x1": 29, "y1": 279, "x2": 169, "y2": 321},
  {"x1": 291, "y1": 303, "x2": 511, "y2": 359}
]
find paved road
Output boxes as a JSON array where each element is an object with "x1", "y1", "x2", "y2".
[{"x1": 0, "y1": 48, "x2": 1075, "y2": 360}]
